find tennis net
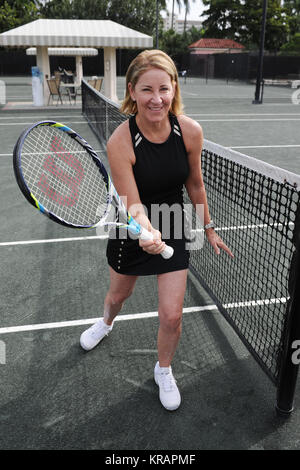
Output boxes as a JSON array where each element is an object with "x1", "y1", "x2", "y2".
[{"x1": 82, "y1": 79, "x2": 300, "y2": 413}]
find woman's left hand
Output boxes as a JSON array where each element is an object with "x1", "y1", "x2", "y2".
[{"x1": 205, "y1": 229, "x2": 234, "y2": 258}]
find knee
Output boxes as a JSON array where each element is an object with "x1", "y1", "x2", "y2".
[
  {"x1": 107, "y1": 287, "x2": 134, "y2": 306},
  {"x1": 159, "y1": 309, "x2": 182, "y2": 332}
]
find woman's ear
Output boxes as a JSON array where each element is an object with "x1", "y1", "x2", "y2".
[
  {"x1": 172, "y1": 80, "x2": 176, "y2": 99},
  {"x1": 128, "y1": 82, "x2": 135, "y2": 101}
]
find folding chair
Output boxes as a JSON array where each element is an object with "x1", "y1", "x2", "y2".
[
  {"x1": 87, "y1": 78, "x2": 96, "y2": 88},
  {"x1": 47, "y1": 78, "x2": 63, "y2": 105},
  {"x1": 53, "y1": 71, "x2": 61, "y2": 87},
  {"x1": 94, "y1": 78, "x2": 103, "y2": 92},
  {"x1": 65, "y1": 85, "x2": 77, "y2": 104}
]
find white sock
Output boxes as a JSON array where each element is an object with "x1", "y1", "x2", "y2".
[
  {"x1": 102, "y1": 318, "x2": 113, "y2": 329},
  {"x1": 157, "y1": 363, "x2": 171, "y2": 373}
]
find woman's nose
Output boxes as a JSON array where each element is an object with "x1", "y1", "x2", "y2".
[{"x1": 150, "y1": 92, "x2": 163, "y2": 103}]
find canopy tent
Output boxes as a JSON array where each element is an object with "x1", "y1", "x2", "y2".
[
  {"x1": 0, "y1": 19, "x2": 153, "y2": 104},
  {"x1": 26, "y1": 47, "x2": 98, "y2": 84}
]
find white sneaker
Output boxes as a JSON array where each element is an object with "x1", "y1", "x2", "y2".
[
  {"x1": 80, "y1": 319, "x2": 113, "y2": 351},
  {"x1": 154, "y1": 362, "x2": 181, "y2": 411}
]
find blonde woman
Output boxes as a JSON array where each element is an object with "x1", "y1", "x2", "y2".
[{"x1": 80, "y1": 50, "x2": 233, "y2": 411}]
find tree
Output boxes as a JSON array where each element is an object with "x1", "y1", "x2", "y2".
[
  {"x1": 280, "y1": 32, "x2": 300, "y2": 54},
  {"x1": 38, "y1": 0, "x2": 166, "y2": 36},
  {"x1": 201, "y1": 0, "x2": 242, "y2": 40},
  {"x1": 239, "y1": 0, "x2": 289, "y2": 51},
  {"x1": 38, "y1": 0, "x2": 107, "y2": 19},
  {"x1": 105, "y1": 0, "x2": 166, "y2": 36},
  {"x1": 160, "y1": 25, "x2": 204, "y2": 62},
  {"x1": 201, "y1": 0, "x2": 290, "y2": 52},
  {"x1": 282, "y1": 0, "x2": 300, "y2": 38},
  {"x1": 0, "y1": 0, "x2": 40, "y2": 33},
  {"x1": 171, "y1": 0, "x2": 182, "y2": 29},
  {"x1": 183, "y1": 0, "x2": 196, "y2": 33}
]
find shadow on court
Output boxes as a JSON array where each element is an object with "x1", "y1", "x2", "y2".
[
  {"x1": 1, "y1": 295, "x2": 299, "y2": 450},
  {"x1": 1, "y1": 78, "x2": 300, "y2": 450}
]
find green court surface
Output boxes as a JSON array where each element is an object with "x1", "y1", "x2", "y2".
[{"x1": 0, "y1": 76, "x2": 300, "y2": 450}]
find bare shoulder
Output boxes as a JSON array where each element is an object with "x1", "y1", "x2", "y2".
[
  {"x1": 106, "y1": 119, "x2": 135, "y2": 165},
  {"x1": 107, "y1": 119, "x2": 130, "y2": 150},
  {"x1": 177, "y1": 114, "x2": 203, "y2": 139},
  {"x1": 177, "y1": 114, "x2": 203, "y2": 153}
]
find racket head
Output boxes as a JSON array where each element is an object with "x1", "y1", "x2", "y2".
[{"x1": 13, "y1": 121, "x2": 111, "y2": 229}]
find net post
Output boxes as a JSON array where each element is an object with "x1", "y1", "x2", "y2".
[
  {"x1": 81, "y1": 81, "x2": 85, "y2": 115},
  {"x1": 105, "y1": 100, "x2": 109, "y2": 142},
  {"x1": 253, "y1": 0, "x2": 267, "y2": 104},
  {"x1": 276, "y1": 203, "x2": 300, "y2": 417}
]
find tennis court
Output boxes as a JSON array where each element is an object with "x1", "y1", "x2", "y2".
[{"x1": 1, "y1": 76, "x2": 300, "y2": 451}]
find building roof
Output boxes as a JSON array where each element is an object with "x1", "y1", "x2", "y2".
[
  {"x1": 189, "y1": 38, "x2": 245, "y2": 50},
  {"x1": 0, "y1": 19, "x2": 153, "y2": 48},
  {"x1": 26, "y1": 47, "x2": 98, "y2": 57}
]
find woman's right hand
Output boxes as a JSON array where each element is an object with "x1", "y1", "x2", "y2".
[{"x1": 139, "y1": 227, "x2": 166, "y2": 255}]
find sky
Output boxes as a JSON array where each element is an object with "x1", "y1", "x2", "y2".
[{"x1": 164, "y1": 0, "x2": 205, "y2": 21}]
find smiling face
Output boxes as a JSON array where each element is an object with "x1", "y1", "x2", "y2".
[{"x1": 128, "y1": 68, "x2": 176, "y2": 123}]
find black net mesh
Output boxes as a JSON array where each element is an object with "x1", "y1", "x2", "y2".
[
  {"x1": 185, "y1": 149, "x2": 300, "y2": 382},
  {"x1": 82, "y1": 79, "x2": 300, "y2": 385}
]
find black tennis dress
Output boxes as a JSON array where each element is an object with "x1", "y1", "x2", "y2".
[{"x1": 106, "y1": 113, "x2": 190, "y2": 276}]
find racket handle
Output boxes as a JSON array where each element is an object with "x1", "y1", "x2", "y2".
[{"x1": 139, "y1": 227, "x2": 174, "y2": 259}]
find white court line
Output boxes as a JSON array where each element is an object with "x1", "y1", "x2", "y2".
[
  {"x1": 2, "y1": 145, "x2": 300, "y2": 158},
  {"x1": 0, "y1": 222, "x2": 294, "y2": 247},
  {"x1": 229, "y1": 145, "x2": 300, "y2": 149},
  {"x1": 0, "y1": 121, "x2": 87, "y2": 126},
  {"x1": 0, "y1": 299, "x2": 287, "y2": 335},
  {"x1": 0, "y1": 306, "x2": 217, "y2": 334},
  {"x1": 196, "y1": 118, "x2": 300, "y2": 122},
  {"x1": 187, "y1": 113, "x2": 300, "y2": 116},
  {"x1": 0, "y1": 235, "x2": 108, "y2": 247},
  {"x1": 0, "y1": 115, "x2": 83, "y2": 120},
  {"x1": 181, "y1": 91, "x2": 198, "y2": 96}
]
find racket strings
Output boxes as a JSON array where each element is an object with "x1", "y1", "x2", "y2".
[{"x1": 21, "y1": 126, "x2": 108, "y2": 226}]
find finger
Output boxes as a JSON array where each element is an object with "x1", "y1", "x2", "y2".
[
  {"x1": 213, "y1": 244, "x2": 221, "y2": 255},
  {"x1": 143, "y1": 241, "x2": 166, "y2": 254},
  {"x1": 217, "y1": 241, "x2": 234, "y2": 258},
  {"x1": 224, "y1": 246, "x2": 234, "y2": 258},
  {"x1": 152, "y1": 231, "x2": 162, "y2": 243}
]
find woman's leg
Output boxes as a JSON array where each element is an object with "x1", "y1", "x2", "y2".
[
  {"x1": 80, "y1": 267, "x2": 138, "y2": 350},
  {"x1": 154, "y1": 269, "x2": 187, "y2": 410},
  {"x1": 103, "y1": 267, "x2": 138, "y2": 325},
  {"x1": 157, "y1": 269, "x2": 188, "y2": 366}
]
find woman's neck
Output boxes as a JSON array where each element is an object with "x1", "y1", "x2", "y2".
[{"x1": 135, "y1": 113, "x2": 171, "y2": 144}]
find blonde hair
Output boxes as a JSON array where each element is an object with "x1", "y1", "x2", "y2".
[{"x1": 120, "y1": 49, "x2": 184, "y2": 116}]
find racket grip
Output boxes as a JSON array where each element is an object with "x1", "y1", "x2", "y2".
[{"x1": 139, "y1": 227, "x2": 174, "y2": 259}]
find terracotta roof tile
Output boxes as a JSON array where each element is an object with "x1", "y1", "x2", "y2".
[{"x1": 189, "y1": 38, "x2": 245, "y2": 49}]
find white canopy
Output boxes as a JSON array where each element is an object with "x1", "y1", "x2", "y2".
[
  {"x1": 26, "y1": 47, "x2": 98, "y2": 57},
  {"x1": 0, "y1": 19, "x2": 153, "y2": 104},
  {"x1": 0, "y1": 19, "x2": 152, "y2": 48}
]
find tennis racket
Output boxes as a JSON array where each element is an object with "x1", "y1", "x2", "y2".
[{"x1": 13, "y1": 121, "x2": 174, "y2": 259}]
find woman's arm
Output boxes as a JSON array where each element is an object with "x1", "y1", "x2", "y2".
[
  {"x1": 178, "y1": 115, "x2": 234, "y2": 258},
  {"x1": 107, "y1": 121, "x2": 165, "y2": 255}
]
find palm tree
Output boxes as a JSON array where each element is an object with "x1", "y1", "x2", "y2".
[
  {"x1": 183, "y1": 0, "x2": 196, "y2": 33},
  {"x1": 171, "y1": 0, "x2": 182, "y2": 29}
]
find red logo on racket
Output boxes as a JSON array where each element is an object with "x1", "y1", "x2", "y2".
[{"x1": 37, "y1": 136, "x2": 84, "y2": 206}]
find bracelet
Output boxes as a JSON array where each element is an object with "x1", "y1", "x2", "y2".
[{"x1": 204, "y1": 221, "x2": 215, "y2": 230}]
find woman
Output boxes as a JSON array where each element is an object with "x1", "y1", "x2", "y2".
[{"x1": 80, "y1": 50, "x2": 233, "y2": 411}]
